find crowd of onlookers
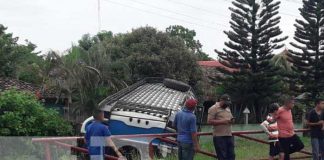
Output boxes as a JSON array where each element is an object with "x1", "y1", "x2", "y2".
[
  {"x1": 175, "y1": 95, "x2": 324, "y2": 160},
  {"x1": 83, "y1": 94, "x2": 324, "y2": 160}
]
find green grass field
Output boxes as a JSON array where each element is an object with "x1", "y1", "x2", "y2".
[{"x1": 164, "y1": 124, "x2": 312, "y2": 160}]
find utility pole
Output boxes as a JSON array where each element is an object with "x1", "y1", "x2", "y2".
[{"x1": 97, "y1": 0, "x2": 101, "y2": 32}]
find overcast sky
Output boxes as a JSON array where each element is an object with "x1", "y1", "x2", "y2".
[{"x1": 0, "y1": 0, "x2": 302, "y2": 58}]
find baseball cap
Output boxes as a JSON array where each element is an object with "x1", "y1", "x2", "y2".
[
  {"x1": 185, "y1": 98, "x2": 198, "y2": 109},
  {"x1": 220, "y1": 94, "x2": 231, "y2": 102}
]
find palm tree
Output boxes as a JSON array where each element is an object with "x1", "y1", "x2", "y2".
[
  {"x1": 271, "y1": 49, "x2": 293, "y2": 72},
  {"x1": 42, "y1": 44, "x2": 129, "y2": 121}
]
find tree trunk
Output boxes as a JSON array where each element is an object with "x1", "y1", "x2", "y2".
[{"x1": 254, "y1": 101, "x2": 261, "y2": 123}]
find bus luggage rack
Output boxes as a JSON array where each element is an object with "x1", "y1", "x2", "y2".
[
  {"x1": 113, "y1": 101, "x2": 171, "y2": 119},
  {"x1": 99, "y1": 77, "x2": 193, "y2": 121},
  {"x1": 119, "y1": 83, "x2": 186, "y2": 110}
]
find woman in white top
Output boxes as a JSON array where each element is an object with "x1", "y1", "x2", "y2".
[{"x1": 260, "y1": 103, "x2": 284, "y2": 160}]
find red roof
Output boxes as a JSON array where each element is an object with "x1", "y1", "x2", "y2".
[
  {"x1": 0, "y1": 77, "x2": 39, "y2": 93},
  {"x1": 0, "y1": 77, "x2": 61, "y2": 99},
  {"x1": 198, "y1": 61, "x2": 237, "y2": 72}
]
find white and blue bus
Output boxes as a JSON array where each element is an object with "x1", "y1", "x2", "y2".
[{"x1": 81, "y1": 77, "x2": 203, "y2": 159}]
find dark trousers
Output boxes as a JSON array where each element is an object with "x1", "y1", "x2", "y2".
[
  {"x1": 279, "y1": 134, "x2": 304, "y2": 160},
  {"x1": 178, "y1": 142, "x2": 194, "y2": 160},
  {"x1": 311, "y1": 137, "x2": 324, "y2": 160},
  {"x1": 213, "y1": 136, "x2": 235, "y2": 160}
]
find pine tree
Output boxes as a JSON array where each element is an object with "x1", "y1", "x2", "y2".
[
  {"x1": 288, "y1": 0, "x2": 324, "y2": 103},
  {"x1": 215, "y1": 0, "x2": 287, "y2": 122}
]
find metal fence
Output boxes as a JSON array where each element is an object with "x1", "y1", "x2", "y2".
[{"x1": 31, "y1": 129, "x2": 312, "y2": 160}]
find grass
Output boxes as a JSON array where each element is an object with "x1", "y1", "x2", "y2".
[
  {"x1": 195, "y1": 136, "x2": 311, "y2": 160},
  {"x1": 162, "y1": 124, "x2": 312, "y2": 160}
]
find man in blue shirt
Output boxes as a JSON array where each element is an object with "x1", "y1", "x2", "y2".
[
  {"x1": 85, "y1": 109, "x2": 124, "y2": 160},
  {"x1": 173, "y1": 98, "x2": 200, "y2": 160}
]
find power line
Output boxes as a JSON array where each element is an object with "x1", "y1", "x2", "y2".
[
  {"x1": 101, "y1": 0, "x2": 228, "y2": 30},
  {"x1": 166, "y1": 0, "x2": 228, "y2": 17},
  {"x1": 127, "y1": 0, "x2": 228, "y2": 27},
  {"x1": 100, "y1": 0, "x2": 301, "y2": 32},
  {"x1": 166, "y1": 0, "x2": 300, "y2": 19}
]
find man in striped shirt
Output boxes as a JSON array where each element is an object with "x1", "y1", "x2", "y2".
[{"x1": 261, "y1": 103, "x2": 284, "y2": 160}]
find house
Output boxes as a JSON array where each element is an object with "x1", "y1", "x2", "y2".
[
  {"x1": 0, "y1": 77, "x2": 67, "y2": 116},
  {"x1": 198, "y1": 60, "x2": 235, "y2": 97},
  {"x1": 0, "y1": 77, "x2": 39, "y2": 93},
  {"x1": 197, "y1": 61, "x2": 237, "y2": 122}
]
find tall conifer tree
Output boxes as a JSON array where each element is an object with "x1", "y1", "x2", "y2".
[
  {"x1": 215, "y1": 0, "x2": 287, "y2": 121},
  {"x1": 288, "y1": 0, "x2": 324, "y2": 103}
]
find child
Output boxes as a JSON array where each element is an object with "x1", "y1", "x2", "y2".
[{"x1": 260, "y1": 103, "x2": 284, "y2": 160}]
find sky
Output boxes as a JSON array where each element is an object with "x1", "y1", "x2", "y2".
[{"x1": 0, "y1": 0, "x2": 303, "y2": 58}]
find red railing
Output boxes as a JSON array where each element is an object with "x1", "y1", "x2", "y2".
[{"x1": 32, "y1": 129, "x2": 311, "y2": 160}]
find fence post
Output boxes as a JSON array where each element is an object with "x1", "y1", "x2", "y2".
[
  {"x1": 45, "y1": 143, "x2": 52, "y2": 160},
  {"x1": 148, "y1": 140, "x2": 154, "y2": 160}
]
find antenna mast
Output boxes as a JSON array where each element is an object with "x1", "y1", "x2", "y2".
[{"x1": 97, "y1": 0, "x2": 101, "y2": 32}]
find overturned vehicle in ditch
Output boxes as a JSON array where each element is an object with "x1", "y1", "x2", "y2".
[{"x1": 81, "y1": 77, "x2": 204, "y2": 159}]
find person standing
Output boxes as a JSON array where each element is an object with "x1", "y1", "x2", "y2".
[
  {"x1": 85, "y1": 109, "x2": 124, "y2": 160},
  {"x1": 207, "y1": 94, "x2": 235, "y2": 160},
  {"x1": 306, "y1": 99, "x2": 324, "y2": 160},
  {"x1": 276, "y1": 96, "x2": 304, "y2": 160},
  {"x1": 260, "y1": 103, "x2": 284, "y2": 160},
  {"x1": 173, "y1": 98, "x2": 200, "y2": 160}
]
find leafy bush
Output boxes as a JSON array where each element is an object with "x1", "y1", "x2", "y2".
[{"x1": 0, "y1": 90, "x2": 73, "y2": 136}]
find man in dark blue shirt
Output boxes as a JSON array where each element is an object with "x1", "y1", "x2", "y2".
[
  {"x1": 306, "y1": 99, "x2": 324, "y2": 160},
  {"x1": 173, "y1": 98, "x2": 199, "y2": 160},
  {"x1": 85, "y1": 109, "x2": 124, "y2": 160}
]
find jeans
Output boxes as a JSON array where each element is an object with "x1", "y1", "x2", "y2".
[
  {"x1": 178, "y1": 142, "x2": 194, "y2": 160},
  {"x1": 279, "y1": 134, "x2": 304, "y2": 160},
  {"x1": 89, "y1": 155, "x2": 104, "y2": 160},
  {"x1": 213, "y1": 136, "x2": 235, "y2": 160},
  {"x1": 311, "y1": 137, "x2": 324, "y2": 160}
]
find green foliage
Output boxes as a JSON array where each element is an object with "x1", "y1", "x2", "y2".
[
  {"x1": 0, "y1": 24, "x2": 43, "y2": 82},
  {"x1": 288, "y1": 0, "x2": 324, "y2": 103},
  {"x1": 271, "y1": 51, "x2": 292, "y2": 72},
  {"x1": 0, "y1": 90, "x2": 73, "y2": 136},
  {"x1": 16, "y1": 53, "x2": 44, "y2": 84},
  {"x1": 270, "y1": 50, "x2": 298, "y2": 96},
  {"x1": 0, "y1": 24, "x2": 20, "y2": 76},
  {"x1": 125, "y1": 27, "x2": 202, "y2": 83},
  {"x1": 166, "y1": 25, "x2": 212, "y2": 61},
  {"x1": 44, "y1": 26, "x2": 203, "y2": 115},
  {"x1": 215, "y1": 0, "x2": 288, "y2": 122},
  {"x1": 214, "y1": 85, "x2": 225, "y2": 95}
]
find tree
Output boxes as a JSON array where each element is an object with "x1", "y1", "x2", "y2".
[
  {"x1": 124, "y1": 27, "x2": 202, "y2": 85},
  {"x1": 0, "y1": 24, "x2": 40, "y2": 79},
  {"x1": 0, "y1": 90, "x2": 73, "y2": 136},
  {"x1": 166, "y1": 25, "x2": 212, "y2": 61},
  {"x1": 271, "y1": 49, "x2": 292, "y2": 72},
  {"x1": 43, "y1": 48, "x2": 123, "y2": 116},
  {"x1": 78, "y1": 31, "x2": 113, "y2": 51},
  {"x1": 271, "y1": 49, "x2": 298, "y2": 96},
  {"x1": 215, "y1": 0, "x2": 288, "y2": 122},
  {"x1": 15, "y1": 43, "x2": 44, "y2": 84},
  {"x1": 43, "y1": 31, "x2": 131, "y2": 115},
  {"x1": 46, "y1": 26, "x2": 203, "y2": 117},
  {"x1": 288, "y1": 0, "x2": 324, "y2": 103}
]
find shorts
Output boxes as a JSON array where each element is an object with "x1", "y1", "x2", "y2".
[{"x1": 269, "y1": 141, "x2": 282, "y2": 156}]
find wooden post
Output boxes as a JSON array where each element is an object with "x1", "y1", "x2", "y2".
[{"x1": 45, "y1": 143, "x2": 51, "y2": 160}]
